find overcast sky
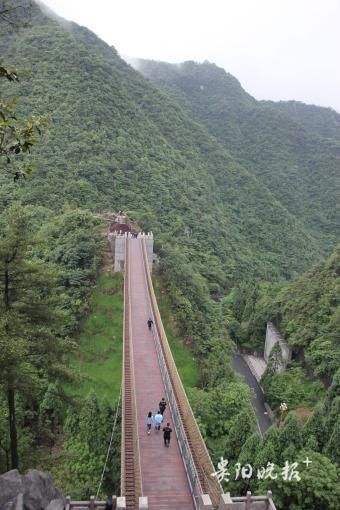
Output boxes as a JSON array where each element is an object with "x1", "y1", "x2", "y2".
[{"x1": 42, "y1": 0, "x2": 340, "y2": 112}]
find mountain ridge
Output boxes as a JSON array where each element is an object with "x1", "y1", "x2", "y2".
[
  {"x1": 136, "y1": 58, "x2": 340, "y2": 251},
  {"x1": 0, "y1": 1, "x2": 325, "y2": 288}
]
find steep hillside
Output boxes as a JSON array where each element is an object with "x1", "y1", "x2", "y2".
[
  {"x1": 274, "y1": 246, "x2": 340, "y2": 380},
  {"x1": 0, "y1": 3, "x2": 323, "y2": 291},
  {"x1": 137, "y1": 60, "x2": 340, "y2": 252},
  {"x1": 1, "y1": 5, "x2": 340, "y2": 506},
  {"x1": 271, "y1": 100, "x2": 340, "y2": 141}
]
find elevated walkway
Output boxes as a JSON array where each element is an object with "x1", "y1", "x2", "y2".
[
  {"x1": 121, "y1": 237, "x2": 221, "y2": 509},
  {"x1": 115, "y1": 232, "x2": 278, "y2": 510},
  {"x1": 125, "y1": 238, "x2": 194, "y2": 509}
]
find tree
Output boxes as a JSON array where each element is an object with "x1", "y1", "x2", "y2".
[
  {"x1": 0, "y1": 203, "x2": 66, "y2": 468},
  {"x1": 0, "y1": 64, "x2": 46, "y2": 179},
  {"x1": 62, "y1": 391, "x2": 119, "y2": 498},
  {"x1": 238, "y1": 432, "x2": 261, "y2": 467},
  {"x1": 0, "y1": 396, "x2": 10, "y2": 471},
  {"x1": 302, "y1": 406, "x2": 326, "y2": 452},
  {"x1": 326, "y1": 368, "x2": 340, "y2": 403},
  {"x1": 189, "y1": 382, "x2": 251, "y2": 439},
  {"x1": 224, "y1": 408, "x2": 256, "y2": 462},
  {"x1": 39, "y1": 382, "x2": 64, "y2": 445},
  {"x1": 0, "y1": 1, "x2": 32, "y2": 28},
  {"x1": 258, "y1": 450, "x2": 340, "y2": 510},
  {"x1": 324, "y1": 415, "x2": 340, "y2": 465},
  {"x1": 278, "y1": 413, "x2": 302, "y2": 463},
  {"x1": 79, "y1": 390, "x2": 102, "y2": 453},
  {"x1": 63, "y1": 437, "x2": 104, "y2": 499},
  {"x1": 255, "y1": 426, "x2": 280, "y2": 467}
]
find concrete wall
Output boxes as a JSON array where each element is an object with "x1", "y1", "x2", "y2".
[
  {"x1": 145, "y1": 232, "x2": 154, "y2": 273},
  {"x1": 108, "y1": 232, "x2": 154, "y2": 273},
  {"x1": 114, "y1": 234, "x2": 126, "y2": 272},
  {"x1": 218, "y1": 492, "x2": 276, "y2": 509},
  {"x1": 264, "y1": 322, "x2": 292, "y2": 371}
]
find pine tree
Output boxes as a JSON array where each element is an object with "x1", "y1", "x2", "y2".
[
  {"x1": 0, "y1": 204, "x2": 66, "y2": 468},
  {"x1": 303, "y1": 405, "x2": 326, "y2": 451},
  {"x1": 278, "y1": 412, "x2": 302, "y2": 463},
  {"x1": 325, "y1": 416, "x2": 340, "y2": 465},
  {"x1": 255, "y1": 426, "x2": 280, "y2": 467},
  {"x1": 79, "y1": 390, "x2": 102, "y2": 454},
  {"x1": 225, "y1": 408, "x2": 256, "y2": 462}
]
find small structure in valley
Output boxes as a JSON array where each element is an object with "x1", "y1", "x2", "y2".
[{"x1": 264, "y1": 321, "x2": 292, "y2": 372}]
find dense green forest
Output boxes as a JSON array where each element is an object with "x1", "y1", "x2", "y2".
[
  {"x1": 0, "y1": 1, "x2": 339, "y2": 508},
  {"x1": 137, "y1": 59, "x2": 340, "y2": 251}
]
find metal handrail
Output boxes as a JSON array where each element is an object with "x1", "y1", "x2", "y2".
[
  {"x1": 139, "y1": 238, "x2": 202, "y2": 508},
  {"x1": 141, "y1": 238, "x2": 222, "y2": 508}
]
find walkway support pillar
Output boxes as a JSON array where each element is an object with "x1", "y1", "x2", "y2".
[
  {"x1": 199, "y1": 494, "x2": 213, "y2": 509},
  {"x1": 218, "y1": 493, "x2": 231, "y2": 508},
  {"x1": 139, "y1": 496, "x2": 148, "y2": 509},
  {"x1": 218, "y1": 493, "x2": 237, "y2": 509},
  {"x1": 117, "y1": 496, "x2": 126, "y2": 509}
]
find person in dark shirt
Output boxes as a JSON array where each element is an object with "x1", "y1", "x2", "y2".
[
  {"x1": 159, "y1": 397, "x2": 167, "y2": 415},
  {"x1": 163, "y1": 422, "x2": 172, "y2": 447},
  {"x1": 105, "y1": 497, "x2": 113, "y2": 510},
  {"x1": 147, "y1": 318, "x2": 153, "y2": 330}
]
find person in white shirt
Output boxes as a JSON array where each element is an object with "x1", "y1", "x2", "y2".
[{"x1": 154, "y1": 411, "x2": 163, "y2": 431}]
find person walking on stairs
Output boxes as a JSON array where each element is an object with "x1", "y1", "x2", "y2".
[
  {"x1": 154, "y1": 411, "x2": 163, "y2": 432},
  {"x1": 146, "y1": 411, "x2": 153, "y2": 435},
  {"x1": 163, "y1": 422, "x2": 172, "y2": 447}
]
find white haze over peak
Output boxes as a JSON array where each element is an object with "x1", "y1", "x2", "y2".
[{"x1": 41, "y1": 0, "x2": 340, "y2": 112}]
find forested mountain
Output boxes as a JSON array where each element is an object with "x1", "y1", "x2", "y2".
[
  {"x1": 1, "y1": 1, "x2": 340, "y2": 507},
  {"x1": 271, "y1": 100, "x2": 340, "y2": 141},
  {"x1": 0, "y1": 4, "x2": 326, "y2": 289},
  {"x1": 137, "y1": 60, "x2": 340, "y2": 251}
]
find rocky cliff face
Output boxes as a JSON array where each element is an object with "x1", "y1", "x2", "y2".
[{"x1": 0, "y1": 470, "x2": 64, "y2": 510}]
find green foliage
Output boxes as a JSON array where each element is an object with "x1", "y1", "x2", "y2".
[
  {"x1": 0, "y1": 63, "x2": 46, "y2": 179},
  {"x1": 62, "y1": 438, "x2": 104, "y2": 499},
  {"x1": 0, "y1": 4, "x2": 338, "y2": 506},
  {"x1": 59, "y1": 391, "x2": 121, "y2": 499},
  {"x1": 153, "y1": 276, "x2": 199, "y2": 389},
  {"x1": 69, "y1": 272, "x2": 123, "y2": 404},
  {"x1": 189, "y1": 382, "x2": 251, "y2": 439},
  {"x1": 262, "y1": 365, "x2": 325, "y2": 410},
  {"x1": 188, "y1": 382, "x2": 254, "y2": 463},
  {"x1": 138, "y1": 60, "x2": 340, "y2": 252},
  {"x1": 224, "y1": 409, "x2": 257, "y2": 461},
  {"x1": 277, "y1": 248, "x2": 340, "y2": 380},
  {"x1": 278, "y1": 413, "x2": 303, "y2": 460},
  {"x1": 0, "y1": 5, "x2": 327, "y2": 290},
  {"x1": 255, "y1": 426, "x2": 280, "y2": 467},
  {"x1": 0, "y1": 202, "x2": 103, "y2": 472},
  {"x1": 303, "y1": 406, "x2": 327, "y2": 452},
  {"x1": 258, "y1": 450, "x2": 340, "y2": 510}
]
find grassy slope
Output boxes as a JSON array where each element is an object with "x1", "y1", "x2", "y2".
[
  {"x1": 70, "y1": 272, "x2": 124, "y2": 404},
  {"x1": 69, "y1": 270, "x2": 198, "y2": 399}
]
